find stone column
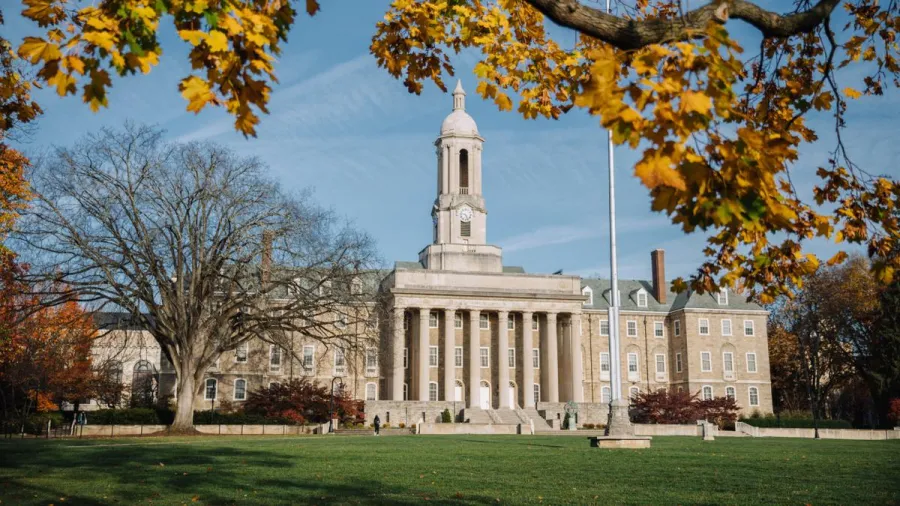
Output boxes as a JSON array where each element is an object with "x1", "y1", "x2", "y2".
[
  {"x1": 468, "y1": 309, "x2": 481, "y2": 409},
  {"x1": 522, "y1": 312, "x2": 535, "y2": 408},
  {"x1": 443, "y1": 308, "x2": 456, "y2": 401},
  {"x1": 392, "y1": 308, "x2": 405, "y2": 401},
  {"x1": 418, "y1": 308, "x2": 431, "y2": 401},
  {"x1": 497, "y1": 311, "x2": 510, "y2": 409},
  {"x1": 570, "y1": 313, "x2": 584, "y2": 402},
  {"x1": 546, "y1": 313, "x2": 559, "y2": 402}
]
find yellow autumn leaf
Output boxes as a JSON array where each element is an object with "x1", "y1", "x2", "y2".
[
  {"x1": 826, "y1": 251, "x2": 849, "y2": 266},
  {"x1": 178, "y1": 30, "x2": 207, "y2": 46},
  {"x1": 47, "y1": 71, "x2": 76, "y2": 96},
  {"x1": 495, "y1": 93, "x2": 512, "y2": 111},
  {"x1": 206, "y1": 30, "x2": 228, "y2": 52},
  {"x1": 306, "y1": 0, "x2": 320, "y2": 15},
  {"x1": 634, "y1": 150, "x2": 686, "y2": 190},
  {"x1": 82, "y1": 31, "x2": 116, "y2": 51},
  {"x1": 180, "y1": 76, "x2": 215, "y2": 113},
  {"x1": 843, "y1": 87, "x2": 862, "y2": 99},
  {"x1": 18, "y1": 37, "x2": 61, "y2": 64},
  {"x1": 680, "y1": 91, "x2": 712, "y2": 115}
]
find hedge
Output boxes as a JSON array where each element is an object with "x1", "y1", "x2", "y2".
[
  {"x1": 740, "y1": 416, "x2": 852, "y2": 429},
  {"x1": 86, "y1": 408, "x2": 175, "y2": 425},
  {"x1": 192, "y1": 410, "x2": 304, "y2": 425}
]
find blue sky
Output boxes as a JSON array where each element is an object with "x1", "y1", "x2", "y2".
[{"x1": 7, "y1": 1, "x2": 895, "y2": 282}]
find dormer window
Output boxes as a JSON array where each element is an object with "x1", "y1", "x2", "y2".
[
  {"x1": 717, "y1": 289, "x2": 728, "y2": 306},
  {"x1": 636, "y1": 289, "x2": 648, "y2": 308},
  {"x1": 582, "y1": 286, "x2": 593, "y2": 306}
]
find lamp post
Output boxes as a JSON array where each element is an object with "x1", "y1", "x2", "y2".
[{"x1": 329, "y1": 377, "x2": 343, "y2": 433}]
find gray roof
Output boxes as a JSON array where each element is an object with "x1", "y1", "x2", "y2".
[
  {"x1": 580, "y1": 278, "x2": 764, "y2": 312},
  {"x1": 395, "y1": 261, "x2": 425, "y2": 270}
]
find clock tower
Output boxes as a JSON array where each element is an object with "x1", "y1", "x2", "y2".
[{"x1": 419, "y1": 81, "x2": 503, "y2": 272}]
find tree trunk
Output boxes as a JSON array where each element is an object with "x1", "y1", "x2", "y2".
[{"x1": 171, "y1": 373, "x2": 196, "y2": 431}]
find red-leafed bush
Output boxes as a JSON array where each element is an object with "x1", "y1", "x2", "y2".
[
  {"x1": 630, "y1": 389, "x2": 740, "y2": 428},
  {"x1": 242, "y1": 378, "x2": 363, "y2": 425},
  {"x1": 889, "y1": 398, "x2": 900, "y2": 426}
]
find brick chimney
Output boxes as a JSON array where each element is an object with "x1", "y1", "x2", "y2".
[
  {"x1": 261, "y1": 230, "x2": 273, "y2": 286},
  {"x1": 651, "y1": 249, "x2": 666, "y2": 304}
]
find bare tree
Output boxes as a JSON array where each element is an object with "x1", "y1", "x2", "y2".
[{"x1": 13, "y1": 124, "x2": 380, "y2": 430}]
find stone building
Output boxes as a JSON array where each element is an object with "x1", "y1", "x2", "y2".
[{"x1": 81, "y1": 82, "x2": 772, "y2": 425}]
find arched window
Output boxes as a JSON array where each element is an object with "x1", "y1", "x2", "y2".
[
  {"x1": 725, "y1": 386, "x2": 736, "y2": 400},
  {"x1": 702, "y1": 385, "x2": 713, "y2": 400},
  {"x1": 403, "y1": 383, "x2": 408, "y2": 401},
  {"x1": 533, "y1": 383, "x2": 541, "y2": 405},
  {"x1": 366, "y1": 382, "x2": 377, "y2": 401},
  {"x1": 428, "y1": 381, "x2": 439, "y2": 401},
  {"x1": 131, "y1": 360, "x2": 158, "y2": 407},
  {"x1": 459, "y1": 149, "x2": 469, "y2": 193},
  {"x1": 234, "y1": 379, "x2": 247, "y2": 401},
  {"x1": 601, "y1": 386, "x2": 611, "y2": 403},
  {"x1": 629, "y1": 386, "x2": 640, "y2": 401},
  {"x1": 204, "y1": 378, "x2": 217, "y2": 400},
  {"x1": 748, "y1": 387, "x2": 760, "y2": 406}
]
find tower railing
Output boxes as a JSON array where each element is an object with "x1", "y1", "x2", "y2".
[{"x1": 459, "y1": 187, "x2": 469, "y2": 194}]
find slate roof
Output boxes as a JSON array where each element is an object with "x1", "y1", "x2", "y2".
[{"x1": 580, "y1": 278, "x2": 765, "y2": 312}]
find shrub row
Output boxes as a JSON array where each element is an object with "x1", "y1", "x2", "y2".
[
  {"x1": 74, "y1": 408, "x2": 312, "y2": 426},
  {"x1": 740, "y1": 416, "x2": 852, "y2": 429}
]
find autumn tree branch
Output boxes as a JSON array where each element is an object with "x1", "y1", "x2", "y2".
[{"x1": 523, "y1": 0, "x2": 842, "y2": 49}]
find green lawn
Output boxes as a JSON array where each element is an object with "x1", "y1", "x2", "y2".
[{"x1": 1, "y1": 435, "x2": 898, "y2": 505}]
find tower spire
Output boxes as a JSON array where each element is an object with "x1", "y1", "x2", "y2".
[{"x1": 452, "y1": 80, "x2": 466, "y2": 111}]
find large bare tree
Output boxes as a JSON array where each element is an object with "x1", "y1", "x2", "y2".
[{"x1": 13, "y1": 124, "x2": 380, "y2": 430}]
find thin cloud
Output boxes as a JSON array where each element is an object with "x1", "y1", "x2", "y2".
[{"x1": 498, "y1": 225, "x2": 600, "y2": 253}]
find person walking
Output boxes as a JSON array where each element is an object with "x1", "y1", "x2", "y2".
[{"x1": 373, "y1": 415, "x2": 381, "y2": 436}]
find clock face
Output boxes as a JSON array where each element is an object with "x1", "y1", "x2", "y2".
[{"x1": 458, "y1": 206, "x2": 473, "y2": 223}]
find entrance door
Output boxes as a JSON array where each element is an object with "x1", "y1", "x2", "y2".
[
  {"x1": 479, "y1": 382, "x2": 490, "y2": 409},
  {"x1": 454, "y1": 381, "x2": 463, "y2": 402},
  {"x1": 508, "y1": 383, "x2": 516, "y2": 409}
]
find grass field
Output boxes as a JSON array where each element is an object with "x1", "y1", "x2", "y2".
[{"x1": 1, "y1": 435, "x2": 898, "y2": 505}]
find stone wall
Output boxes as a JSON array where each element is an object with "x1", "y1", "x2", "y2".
[
  {"x1": 736, "y1": 422, "x2": 900, "y2": 440},
  {"x1": 77, "y1": 425, "x2": 168, "y2": 437},
  {"x1": 537, "y1": 402, "x2": 610, "y2": 426},
  {"x1": 634, "y1": 424, "x2": 702, "y2": 436},
  {"x1": 365, "y1": 400, "x2": 465, "y2": 426},
  {"x1": 418, "y1": 423, "x2": 520, "y2": 435}
]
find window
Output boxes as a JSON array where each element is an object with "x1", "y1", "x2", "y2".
[
  {"x1": 699, "y1": 318, "x2": 710, "y2": 335},
  {"x1": 235, "y1": 343, "x2": 248, "y2": 363},
  {"x1": 479, "y1": 313, "x2": 489, "y2": 329},
  {"x1": 428, "y1": 382, "x2": 439, "y2": 401},
  {"x1": 655, "y1": 354, "x2": 666, "y2": 374},
  {"x1": 508, "y1": 348, "x2": 515, "y2": 368},
  {"x1": 270, "y1": 346, "x2": 282, "y2": 372},
  {"x1": 455, "y1": 346, "x2": 463, "y2": 367},
  {"x1": 701, "y1": 351, "x2": 712, "y2": 372},
  {"x1": 629, "y1": 386, "x2": 640, "y2": 400},
  {"x1": 403, "y1": 383, "x2": 408, "y2": 401},
  {"x1": 747, "y1": 352, "x2": 758, "y2": 373},
  {"x1": 429, "y1": 311, "x2": 438, "y2": 328},
  {"x1": 334, "y1": 348, "x2": 346, "y2": 376},
  {"x1": 532, "y1": 348, "x2": 539, "y2": 368},
  {"x1": 480, "y1": 347, "x2": 490, "y2": 368},
  {"x1": 723, "y1": 352, "x2": 734, "y2": 373},
  {"x1": 204, "y1": 379, "x2": 217, "y2": 400},
  {"x1": 674, "y1": 320, "x2": 681, "y2": 336},
  {"x1": 269, "y1": 381, "x2": 280, "y2": 389},
  {"x1": 459, "y1": 149, "x2": 469, "y2": 191},
  {"x1": 744, "y1": 320, "x2": 755, "y2": 336},
  {"x1": 627, "y1": 353, "x2": 639, "y2": 379},
  {"x1": 702, "y1": 385, "x2": 713, "y2": 400},
  {"x1": 722, "y1": 319, "x2": 733, "y2": 336},
  {"x1": 654, "y1": 321, "x2": 664, "y2": 338},
  {"x1": 582, "y1": 286, "x2": 593, "y2": 306},
  {"x1": 600, "y1": 352, "x2": 610, "y2": 380},
  {"x1": 725, "y1": 386, "x2": 735, "y2": 400},
  {"x1": 302, "y1": 345, "x2": 315, "y2": 372},
  {"x1": 403, "y1": 315, "x2": 409, "y2": 331},
  {"x1": 533, "y1": 383, "x2": 541, "y2": 405},
  {"x1": 601, "y1": 386, "x2": 611, "y2": 403},
  {"x1": 600, "y1": 320, "x2": 609, "y2": 336},
  {"x1": 366, "y1": 348, "x2": 378, "y2": 376},
  {"x1": 532, "y1": 317, "x2": 538, "y2": 331},
  {"x1": 507, "y1": 317, "x2": 515, "y2": 330},
  {"x1": 455, "y1": 312, "x2": 463, "y2": 329},
  {"x1": 335, "y1": 314, "x2": 347, "y2": 328},
  {"x1": 637, "y1": 290, "x2": 648, "y2": 307},
  {"x1": 429, "y1": 346, "x2": 439, "y2": 367},
  {"x1": 717, "y1": 290, "x2": 728, "y2": 305},
  {"x1": 403, "y1": 347, "x2": 408, "y2": 369},
  {"x1": 749, "y1": 387, "x2": 760, "y2": 406},
  {"x1": 675, "y1": 353, "x2": 683, "y2": 373},
  {"x1": 366, "y1": 383, "x2": 377, "y2": 401},
  {"x1": 233, "y1": 379, "x2": 247, "y2": 401},
  {"x1": 626, "y1": 320, "x2": 638, "y2": 337},
  {"x1": 461, "y1": 221, "x2": 471, "y2": 237}
]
